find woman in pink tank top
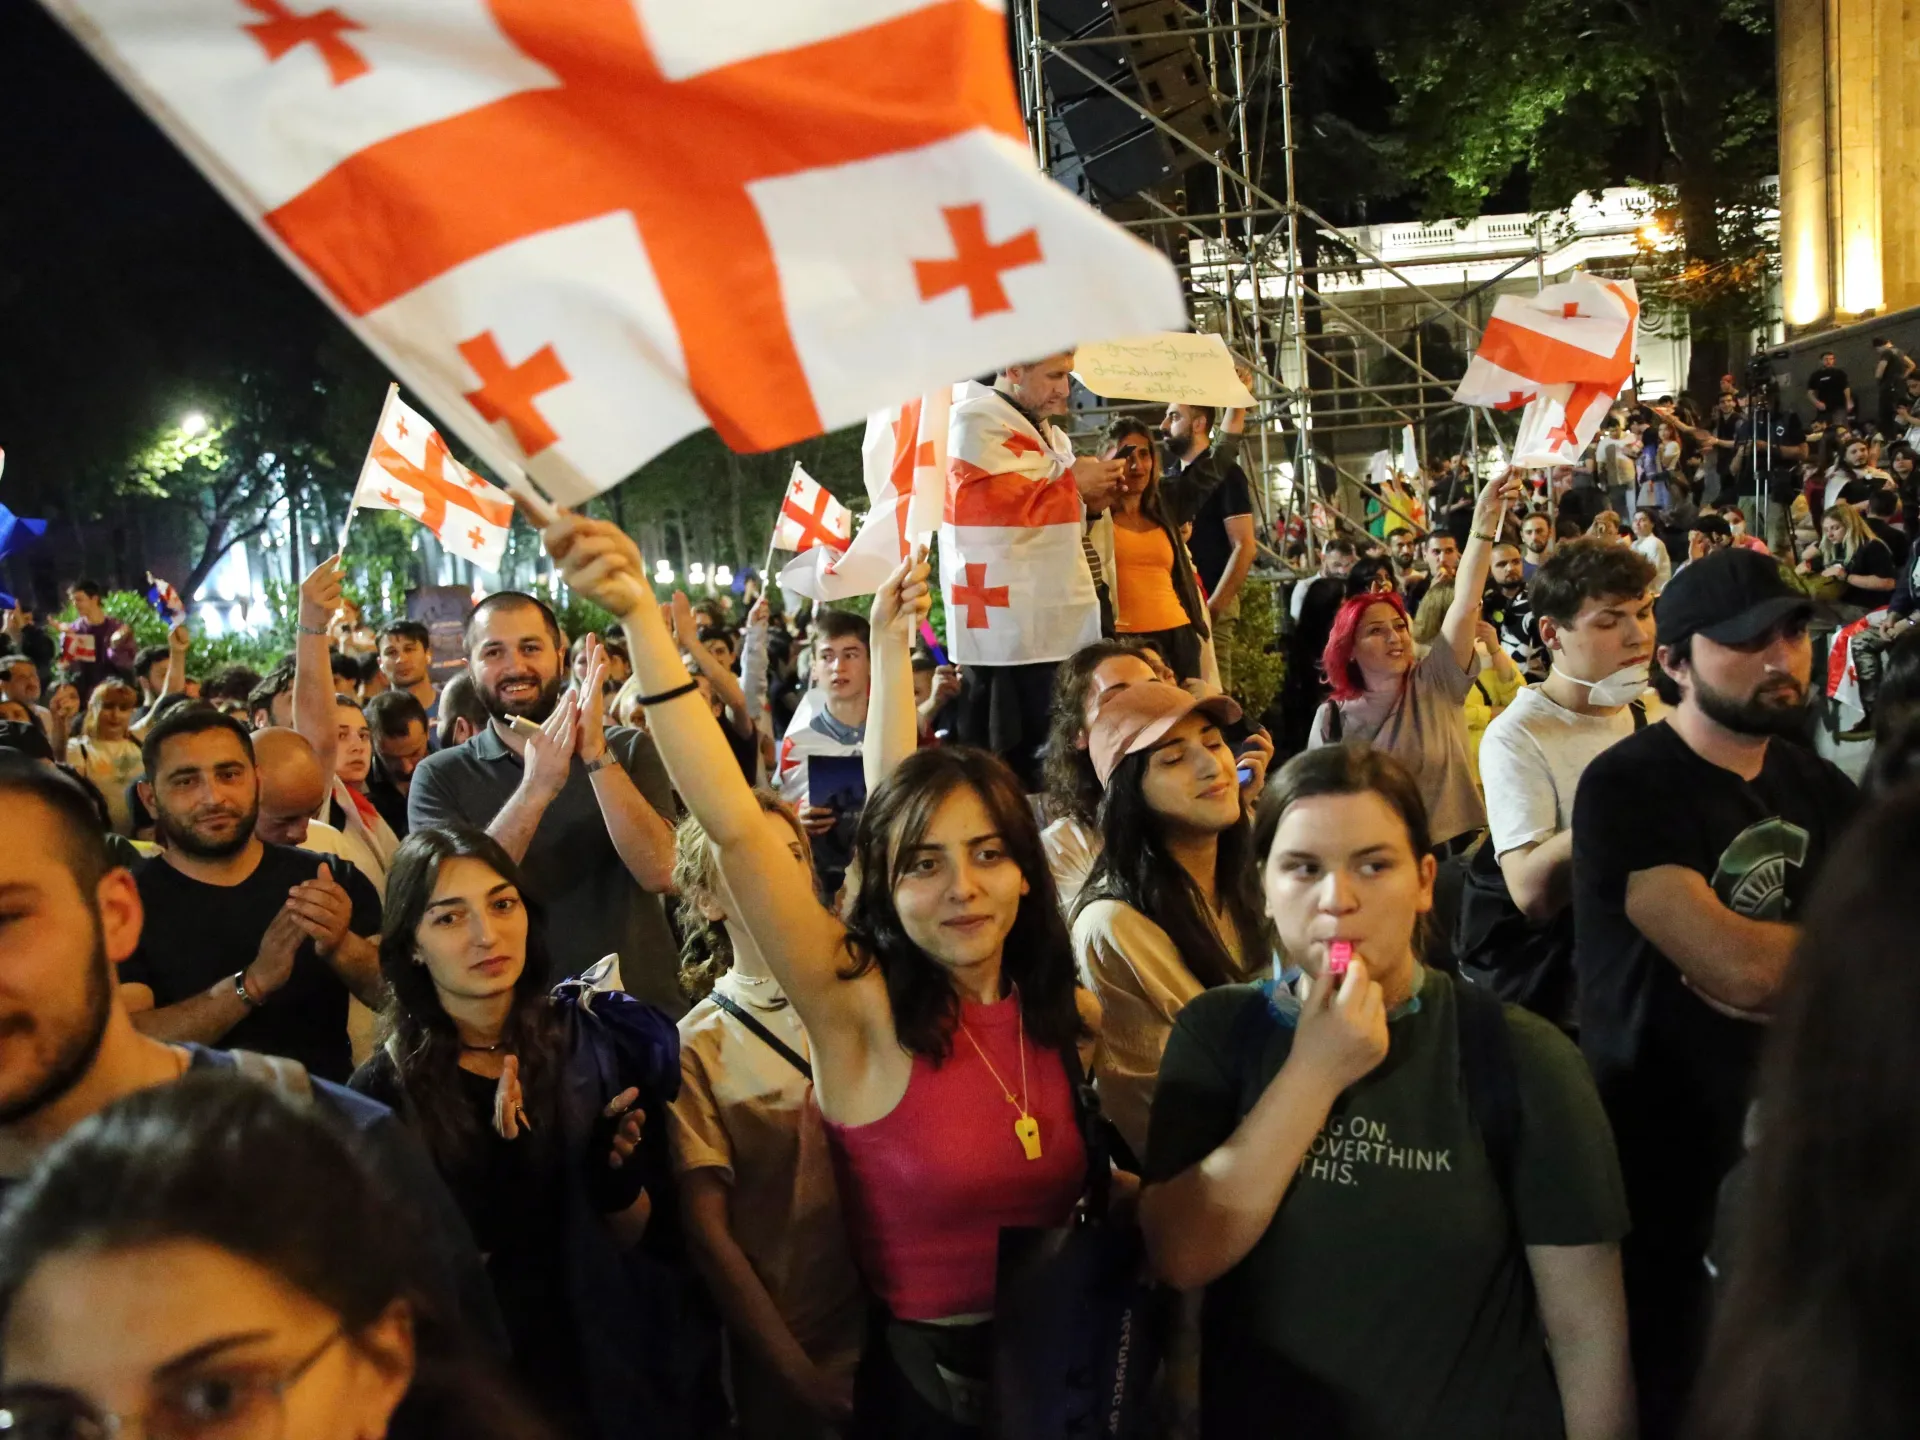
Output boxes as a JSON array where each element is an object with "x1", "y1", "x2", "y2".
[{"x1": 544, "y1": 523, "x2": 1090, "y2": 1439}]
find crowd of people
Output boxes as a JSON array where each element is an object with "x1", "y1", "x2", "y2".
[{"x1": 0, "y1": 347, "x2": 1913, "y2": 1440}]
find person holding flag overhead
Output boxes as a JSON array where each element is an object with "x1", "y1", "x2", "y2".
[
  {"x1": 941, "y1": 353, "x2": 1123, "y2": 789},
  {"x1": 61, "y1": 581, "x2": 136, "y2": 703}
]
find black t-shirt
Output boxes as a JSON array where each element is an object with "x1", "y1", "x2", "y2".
[
  {"x1": 1841, "y1": 536, "x2": 1895, "y2": 608},
  {"x1": 1571, "y1": 723, "x2": 1857, "y2": 1259},
  {"x1": 1807, "y1": 364, "x2": 1851, "y2": 414},
  {"x1": 1868, "y1": 516, "x2": 1910, "y2": 572},
  {"x1": 1185, "y1": 455, "x2": 1254, "y2": 594},
  {"x1": 122, "y1": 843, "x2": 382, "y2": 1082},
  {"x1": 1737, "y1": 412, "x2": 1807, "y2": 499}
]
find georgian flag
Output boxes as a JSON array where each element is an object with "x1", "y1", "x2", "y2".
[
  {"x1": 938, "y1": 380, "x2": 1100, "y2": 666},
  {"x1": 349, "y1": 392, "x2": 515, "y2": 570},
  {"x1": 1454, "y1": 275, "x2": 1639, "y2": 468},
  {"x1": 43, "y1": 0, "x2": 1187, "y2": 506},
  {"x1": 770, "y1": 464, "x2": 852, "y2": 555},
  {"x1": 780, "y1": 387, "x2": 949, "y2": 601}
]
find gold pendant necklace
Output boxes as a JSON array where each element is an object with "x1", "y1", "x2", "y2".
[{"x1": 957, "y1": 1002, "x2": 1041, "y2": 1161}]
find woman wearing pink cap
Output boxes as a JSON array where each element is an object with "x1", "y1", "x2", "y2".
[{"x1": 1071, "y1": 680, "x2": 1267, "y2": 1158}]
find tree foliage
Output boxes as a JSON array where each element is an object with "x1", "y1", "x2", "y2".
[{"x1": 1375, "y1": 0, "x2": 1778, "y2": 398}]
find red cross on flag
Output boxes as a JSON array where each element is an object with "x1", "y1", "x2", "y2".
[
  {"x1": 1453, "y1": 275, "x2": 1639, "y2": 468},
  {"x1": 770, "y1": 464, "x2": 852, "y2": 555},
  {"x1": 44, "y1": 0, "x2": 1188, "y2": 508},
  {"x1": 350, "y1": 391, "x2": 516, "y2": 570},
  {"x1": 779, "y1": 387, "x2": 949, "y2": 602},
  {"x1": 938, "y1": 381, "x2": 1100, "y2": 666}
]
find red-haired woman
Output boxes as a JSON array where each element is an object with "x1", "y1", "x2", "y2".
[{"x1": 1309, "y1": 473, "x2": 1520, "y2": 853}]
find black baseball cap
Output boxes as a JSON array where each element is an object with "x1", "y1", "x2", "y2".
[
  {"x1": 1689, "y1": 514, "x2": 1733, "y2": 540},
  {"x1": 1655, "y1": 547, "x2": 1812, "y2": 648}
]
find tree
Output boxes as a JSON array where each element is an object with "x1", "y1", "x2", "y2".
[{"x1": 1376, "y1": 0, "x2": 1777, "y2": 403}]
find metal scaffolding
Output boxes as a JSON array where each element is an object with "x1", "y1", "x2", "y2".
[{"x1": 1009, "y1": 0, "x2": 1532, "y2": 555}]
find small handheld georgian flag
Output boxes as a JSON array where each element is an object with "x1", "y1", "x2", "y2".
[
  {"x1": 144, "y1": 574, "x2": 189, "y2": 627},
  {"x1": 350, "y1": 392, "x2": 515, "y2": 571},
  {"x1": 770, "y1": 464, "x2": 853, "y2": 555},
  {"x1": 60, "y1": 630, "x2": 96, "y2": 667}
]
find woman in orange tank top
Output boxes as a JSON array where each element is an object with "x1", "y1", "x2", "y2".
[{"x1": 1099, "y1": 418, "x2": 1213, "y2": 683}]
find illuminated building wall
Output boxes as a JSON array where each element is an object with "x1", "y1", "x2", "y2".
[{"x1": 1778, "y1": 0, "x2": 1920, "y2": 329}]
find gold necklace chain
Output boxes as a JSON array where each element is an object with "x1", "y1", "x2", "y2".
[{"x1": 957, "y1": 1004, "x2": 1030, "y2": 1119}]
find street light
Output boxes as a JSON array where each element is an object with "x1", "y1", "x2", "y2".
[
  {"x1": 653, "y1": 559, "x2": 675, "y2": 587},
  {"x1": 714, "y1": 565, "x2": 734, "y2": 588},
  {"x1": 688, "y1": 562, "x2": 707, "y2": 587},
  {"x1": 179, "y1": 411, "x2": 208, "y2": 437}
]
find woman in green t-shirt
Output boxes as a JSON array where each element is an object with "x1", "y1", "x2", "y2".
[{"x1": 1138, "y1": 745, "x2": 1634, "y2": 1440}]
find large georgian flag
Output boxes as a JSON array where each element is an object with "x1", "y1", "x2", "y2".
[
  {"x1": 351, "y1": 392, "x2": 515, "y2": 570},
  {"x1": 44, "y1": 0, "x2": 1188, "y2": 505},
  {"x1": 1454, "y1": 275, "x2": 1639, "y2": 468},
  {"x1": 939, "y1": 380, "x2": 1100, "y2": 666},
  {"x1": 780, "y1": 388, "x2": 949, "y2": 601}
]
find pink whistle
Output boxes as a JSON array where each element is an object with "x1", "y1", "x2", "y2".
[{"x1": 1327, "y1": 940, "x2": 1353, "y2": 977}]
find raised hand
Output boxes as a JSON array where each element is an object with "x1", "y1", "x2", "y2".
[
  {"x1": 576, "y1": 634, "x2": 610, "y2": 763},
  {"x1": 870, "y1": 546, "x2": 932, "y2": 637},
  {"x1": 298, "y1": 554, "x2": 344, "y2": 634},
  {"x1": 1471, "y1": 471, "x2": 1524, "y2": 536},
  {"x1": 494, "y1": 1055, "x2": 531, "y2": 1140},
  {"x1": 522, "y1": 688, "x2": 579, "y2": 801},
  {"x1": 544, "y1": 514, "x2": 652, "y2": 620},
  {"x1": 668, "y1": 591, "x2": 703, "y2": 652}
]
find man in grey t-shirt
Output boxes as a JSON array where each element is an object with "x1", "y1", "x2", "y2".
[{"x1": 408, "y1": 594, "x2": 683, "y2": 1014}]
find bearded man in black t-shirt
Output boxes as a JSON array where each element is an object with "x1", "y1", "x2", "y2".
[
  {"x1": 1572, "y1": 549, "x2": 1859, "y2": 1439},
  {"x1": 120, "y1": 705, "x2": 384, "y2": 1082}
]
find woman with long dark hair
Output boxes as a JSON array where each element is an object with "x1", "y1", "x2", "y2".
[
  {"x1": 1038, "y1": 639, "x2": 1160, "y2": 908},
  {"x1": 1138, "y1": 745, "x2": 1632, "y2": 1439},
  {"x1": 0, "y1": 1072, "x2": 546, "y2": 1440},
  {"x1": 541, "y1": 517, "x2": 1088, "y2": 1438},
  {"x1": 1689, "y1": 786, "x2": 1920, "y2": 1439},
  {"x1": 1071, "y1": 681, "x2": 1266, "y2": 1155},
  {"x1": 1098, "y1": 417, "x2": 1214, "y2": 683},
  {"x1": 350, "y1": 827, "x2": 677, "y2": 1440}
]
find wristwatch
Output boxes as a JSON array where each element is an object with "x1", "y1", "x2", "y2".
[
  {"x1": 233, "y1": 970, "x2": 264, "y2": 1009},
  {"x1": 585, "y1": 749, "x2": 619, "y2": 774}
]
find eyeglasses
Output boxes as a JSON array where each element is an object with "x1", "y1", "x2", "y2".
[{"x1": 0, "y1": 1328, "x2": 344, "y2": 1440}]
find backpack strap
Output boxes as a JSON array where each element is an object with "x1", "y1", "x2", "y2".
[
  {"x1": 230, "y1": 1049, "x2": 315, "y2": 1106},
  {"x1": 709, "y1": 990, "x2": 812, "y2": 1082},
  {"x1": 1318, "y1": 699, "x2": 1344, "y2": 743},
  {"x1": 1629, "y1": 698, "x2": 1648, "y2": 730},
  {"x1": 1452, "y1": 980, "x2": 1521, "y2": 1222},
  {"x1": 1058, "y1": 1039, "x2": 1121, "y2": 1221}
]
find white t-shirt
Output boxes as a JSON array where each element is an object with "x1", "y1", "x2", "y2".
[
  {"x1": 1631, "y1": 534, "x2": 1672, "y2": 593},
  {"x1": 1479, "y1": 686, "x2": 1640, "y2": 858}
]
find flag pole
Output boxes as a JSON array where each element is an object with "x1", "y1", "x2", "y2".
[{"x1": 339, "y1": 382, "x2": 399, "y2": 555}]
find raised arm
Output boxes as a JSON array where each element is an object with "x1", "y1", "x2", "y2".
[
  {"x1": 863, "y1": 548, "x2": 931, "y2": 795},
  {"x1": 541, "y1": 516, "x2": 898, "y2": 1105},
  {"x1": 293, "y1": 557, "x2": 344, "y2": 780},
  {"x1": 1441, "y1": 473, "x2": 1522, "y2": 671},
  {"x1": 571, "y1": 634, "x2": 675, "y2": 893},
  {"x1": 670, "y1": 593, "x2": 753, "y2": 735},
  {"x1": 738, "y1": 596, "x2": 772, "y2": 735}
]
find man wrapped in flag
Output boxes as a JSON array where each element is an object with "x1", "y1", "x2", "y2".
[{"x1": 939, "y1": 352, "x2": 1122, "y2": 786}]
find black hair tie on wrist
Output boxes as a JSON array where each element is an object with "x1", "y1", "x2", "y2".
[{"x1": 637, "y1": 679, "x2": 701, "y2": 707}]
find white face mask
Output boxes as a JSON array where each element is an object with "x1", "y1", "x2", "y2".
[{"x1": 1551, "y1": 661, "x2": 1649, "y2": 708}]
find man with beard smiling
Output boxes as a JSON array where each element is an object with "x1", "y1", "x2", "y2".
[
  {"x1": 1571, "y1": 547, "x2": 1859, "y2": 1440},
  {"x1": 116, "y1": 705, "x2": 383, "y2": 1083},
  {"x1": 406, "y1": 592, "x2": 682, "y2": 1013}
]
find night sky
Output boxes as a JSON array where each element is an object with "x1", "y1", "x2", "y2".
[{"x1": 1, "y1": 4, "x2": 370, "y2": 512}]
